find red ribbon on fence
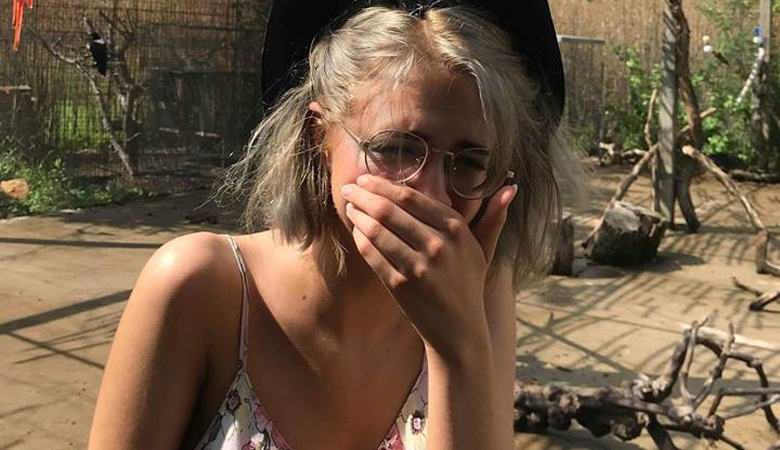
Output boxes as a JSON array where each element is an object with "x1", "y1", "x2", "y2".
[{"x1": 12, "y1": 0, "x2": 34, "y2": 51}]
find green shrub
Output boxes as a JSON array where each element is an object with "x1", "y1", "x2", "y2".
[
  {"x1": 55, "y1": 100, "x2": 112, "y2": 151},
  {"x1": 606, "y1": 45, "x2": 662, "y2": 151},
  {"x1": 0, "y1": 144, "x2": 149, "y2": 218},
  {"x1": 604, "y1": 0, "x2": 778, "y2": 170}
]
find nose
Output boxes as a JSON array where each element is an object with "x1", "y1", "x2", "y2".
[{"x1": 405, "y1": 153, "x2": 452, "y2": 207}]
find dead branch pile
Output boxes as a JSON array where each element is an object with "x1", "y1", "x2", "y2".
[{"x1": 514, "y1": 320, "x2": 780, "y2": 450}]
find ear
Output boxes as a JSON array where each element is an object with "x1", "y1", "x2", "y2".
[
  {"x1": 308, "y1": 101, "x2": 330, "y2": 167},
  {"x1": 308, "y1": 101, "x2": 325, "y2": 126}
]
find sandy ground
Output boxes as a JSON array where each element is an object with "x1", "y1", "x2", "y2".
[{"x1": 1, "y1": 166, "x2": 779, "y2": 449}]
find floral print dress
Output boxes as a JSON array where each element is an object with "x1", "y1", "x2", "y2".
[{"x1": 194, "y1": 236, "x2": 429, "y2": 450}]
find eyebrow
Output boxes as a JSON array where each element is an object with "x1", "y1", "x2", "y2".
[{"x1": 405, "y1": 128, "x2": 487, "y2": 150}]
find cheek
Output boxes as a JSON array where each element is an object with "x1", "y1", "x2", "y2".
[{"x1": 328, "y1": 150, "x2": 369, "y2": 226}]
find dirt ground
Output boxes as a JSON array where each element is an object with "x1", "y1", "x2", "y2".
[{"x1": 1, "y1": 165, "x2": 779, "y2": 449}]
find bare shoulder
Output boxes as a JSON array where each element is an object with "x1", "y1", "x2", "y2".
[
  {"x1": 131, "y1": 231, "x2": 248, "y2": 346},
  {"x1": 146, "y1": 231, "x2": 234, "y2": 285},
  {"x1": 88, "y1": 231, "x2": 241, "y2": 449}
]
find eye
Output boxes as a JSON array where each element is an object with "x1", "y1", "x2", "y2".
[
  {"x1": 366, "y1": 131, "x2": 427, "y2": 159},
  {"x1": 454, "y1": 149, "x2": 490, "y2": 171}
]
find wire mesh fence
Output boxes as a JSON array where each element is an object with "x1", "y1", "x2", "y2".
[
  {"x1": 5, "y1": 1, "x2": 769, "y2": 193},
  {"x1": 1, "y1": 0, "x2": 267, "y2": 193},
  {"x1": 558, "y1": 35, "x2": 608, "y2": 146}
]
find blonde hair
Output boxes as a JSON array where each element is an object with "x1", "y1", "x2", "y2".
[{"x1": 220, "y1": 5, "x2": 582, "y2": 291}]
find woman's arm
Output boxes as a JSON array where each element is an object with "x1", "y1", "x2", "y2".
[
  {"x1": 88, "y1": 232, "x2": 231, "y2": 450},
  {"x1": 483, "y1": 262, "x2": 517, "y2": 449},
  {"x1": 424, "y1": 261, "x2": 515, "y2": 450}
]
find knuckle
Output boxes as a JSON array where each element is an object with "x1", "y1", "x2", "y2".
[
  {"x1": 396, "y1": 187, "x2": 415, "y2": 206},
  {"x1": 364, "y1": 221, "x2": 383, "y2": 240},
  {"x1": 411, "y1": 263, "x2": 429, "y2": 280},
  {"x1": 354, "y1": 233, "x2": 372, "y2": 255},
  {"x1": 373, "y1": 202, "x2": 394, "y2": 222},
  {"x1": 445, "y1": 218, "x2": 466, "y2": 237},
  {"x1": 426, "y1": 238, "x2": 444, "y2": 259},
  {"x1": 388, "y1": 273, "x2": 409, "y2": 290}
]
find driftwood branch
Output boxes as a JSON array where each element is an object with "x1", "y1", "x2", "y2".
[
  {"x1": 730, "y1": 170, "x2": 780, "y2": 184},
  {"x1": 514, "y1": 320, "x2": 780, "y2": 449},
  {"x1": 732, "y1": 277, "x2": 780, "y2": 312},
  {"x1": 681, "y1": 145, "x2": 780, "y2": 278}
]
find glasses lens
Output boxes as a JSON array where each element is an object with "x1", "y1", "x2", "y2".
[
  {"x1": 363, "y1": 131, "x2": 427, "y2": 182},
  {"x1": 451, "y1": 149, "x2": 499, "y2": 199}
]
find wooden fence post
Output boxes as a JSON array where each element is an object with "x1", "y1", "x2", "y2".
[
  {"x1": 752, "y1": 0, "x2": 772, "y2": 171},
  {"x1": 761, "y1": 0, "x2": 772, "y2": 58},
  {"x1": 656, "y1": 0, "x2": 678, "y2": 224}
]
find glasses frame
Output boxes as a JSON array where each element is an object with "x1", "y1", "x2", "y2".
[{"x1": 338, "y1": 122, "x2": 514, "y2": 200}]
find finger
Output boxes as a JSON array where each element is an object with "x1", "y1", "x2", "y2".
[
  {"x1": 353, "y1": 175, "x2": 462, "y2": 235},
  {"x1": 346, "y1": 202, "x2": 423, "y2": 278},
  {"x1": 341, "y1": 181, "x2": 439, "y2": 252},
  {"x1": 471, "y1": 184, "x2": 517, "y2": 264},
  {"x1": 350, "y1": 218, "x2": 409, "y2": 291}
]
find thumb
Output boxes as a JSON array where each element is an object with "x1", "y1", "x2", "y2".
[{"x1": 472, "y1": 184, "x2": 518, "y2": 264}]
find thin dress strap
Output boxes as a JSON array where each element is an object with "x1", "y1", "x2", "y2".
[{"x1": 225, "y1": 235, "x2": 250, "y2": 370}]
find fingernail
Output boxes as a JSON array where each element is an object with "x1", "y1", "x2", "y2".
[
  {"x1": 504, "y1": 185, "x2": 518, "y2": 207},
  {"x1": 341, "y1": 184, "x2": 354, "y2": 197},
  {"x1": 356, "y1": 175, "x2": 369, "y2": 186}
]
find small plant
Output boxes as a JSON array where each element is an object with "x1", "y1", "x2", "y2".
[
  {"x1": 54, "y1": 100, "x2": 112, "y2": 151},
  {"x1": 605, "y1": 45, "x2": 662, "y2": 151},
  {"x1": 0, "y1": 142, "x2": 150, "y2": 218}
]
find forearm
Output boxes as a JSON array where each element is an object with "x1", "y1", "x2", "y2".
[{"x1": 425, "y1": 333, "x2": 507, "y2": 450}]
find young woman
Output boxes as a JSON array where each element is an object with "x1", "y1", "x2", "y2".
[{"x1": 88, "y1": 1, "x2": 578, "y2": 449}]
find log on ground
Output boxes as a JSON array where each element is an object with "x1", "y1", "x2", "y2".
[{"x1": 585, "y1": 201, "x2": 668, "y2": 266}]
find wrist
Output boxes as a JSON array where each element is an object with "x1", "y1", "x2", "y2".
[{"x1": 424, "y1": 324, "x2": 493, "y2": 372}]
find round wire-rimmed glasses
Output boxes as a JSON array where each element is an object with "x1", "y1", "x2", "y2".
[{"x1": 338, "y1": 123, "x2": 515, "y2": 200}]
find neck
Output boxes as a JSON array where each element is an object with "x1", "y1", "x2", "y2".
[{"x1": 279, "y1": 229, "x2": 413, "y2": 349}]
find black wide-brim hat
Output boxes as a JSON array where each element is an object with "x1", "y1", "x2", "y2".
[{"x1": 261, "y1": 0, "x2": 565, "y2": 121}]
